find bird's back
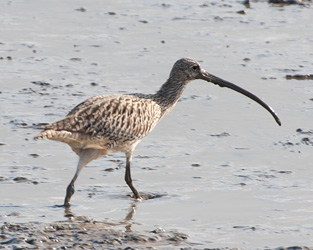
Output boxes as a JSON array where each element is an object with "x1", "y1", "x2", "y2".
[{"x1": 35, "y1": 94, "x2": 162, "y2": 152}]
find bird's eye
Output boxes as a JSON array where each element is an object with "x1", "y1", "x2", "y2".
[{"x1": 192, "y1": 65, "x2": 199, "y2": 70}]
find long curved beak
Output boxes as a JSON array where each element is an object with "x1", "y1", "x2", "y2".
[{"x1": 197, "y1": 70, "x2": 281, "y2": 126}]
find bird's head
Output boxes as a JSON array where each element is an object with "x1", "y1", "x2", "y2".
[
  {"x1": 169, "y1": 58, "x2": 281, "y2": 126},
  {"x1": 169, "y1": 58, "x2": 205, "y2": 81}
]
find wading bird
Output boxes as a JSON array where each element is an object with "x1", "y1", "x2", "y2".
[{"x1": 35, "y1": 58, "x2": 281, "y2": 207}]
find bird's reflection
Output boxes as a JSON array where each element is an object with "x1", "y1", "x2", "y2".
[
  {"x1": 124, "y1": 203, "x2": 136, "y2": 231},
  {"x1": 61, "y1": 192, "x2": 166, "y2": 230},
  {"x1": 62, "y1": 200, "x2": 138, "y2": 231}
]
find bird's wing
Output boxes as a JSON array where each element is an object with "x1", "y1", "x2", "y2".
[{"x1": 40, "y1": 94, "x2": 162, "y2": 142}]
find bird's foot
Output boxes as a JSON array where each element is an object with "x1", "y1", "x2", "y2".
[
  {"x1": 54, "y1": 204, "x2": 64, "y2": 208},
  {"x1": 135, "y1": 196, "x2": 143, "y2": 202},
  {"x1": 52, "y1": 202, "x2": 71, "y2": 208},
  {"x1": 131, "y1": 192, "x2": 167, "y2": 201}
]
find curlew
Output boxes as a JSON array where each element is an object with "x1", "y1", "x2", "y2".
[{"x1": 34, "y1": 58, "x2": 281, "y2": 207}]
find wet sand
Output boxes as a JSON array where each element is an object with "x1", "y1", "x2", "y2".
[{"x1": 1, "y1": 0, "x2": 313, "y2": 249}]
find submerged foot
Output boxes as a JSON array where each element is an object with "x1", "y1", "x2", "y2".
[
  {"x1": 53, "y1": 203, "x2": 71, "y2": 208},
  {"x1": 128, "y1": 192, "x2": 166, "y2": 201},
  {"x1": 141, "y1": 193, "x2": 166, "y2": 200}
]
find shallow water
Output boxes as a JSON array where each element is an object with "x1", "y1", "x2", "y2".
[{"x1": 1, "y1": 0, "x2": 313, "y2": 249}]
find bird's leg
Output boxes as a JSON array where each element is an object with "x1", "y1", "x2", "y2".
[
  {"x1": 125, "y1": 152, "x2": 141, "y2": 200},
  {"x1": 64, "y1": 177, "x2": 77, "y2": 208},
  {"x1": 63, "y1": 148, "x2": 103, "y2": 207}
]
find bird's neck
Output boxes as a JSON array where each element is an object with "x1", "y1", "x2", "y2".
[{"x1": 153, "y1": 77, "x2": 190, "y2": 118}]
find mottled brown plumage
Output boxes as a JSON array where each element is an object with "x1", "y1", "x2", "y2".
[
  {"x1": 35, "y1": 58, "x2": 281, "y2": 207},
  {"x1": 37, "y1": 94, "x2": 162, "y2": 150}
]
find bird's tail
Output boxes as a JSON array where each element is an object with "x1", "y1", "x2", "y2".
[{"x1": 34, "y1": 129, "x2": 72, "y2": 140}]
